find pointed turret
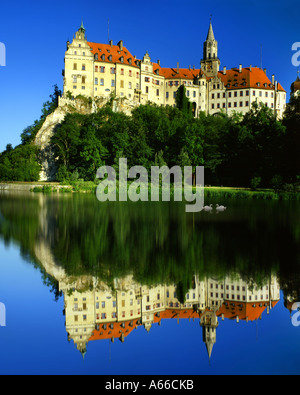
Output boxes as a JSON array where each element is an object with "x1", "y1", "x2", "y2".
[
  {"x1": 206, "y1": 19, "x2": 215, "y2": 42},
  {"x1": 201, "y1": 18, "x2": 220, "y2": 77}
]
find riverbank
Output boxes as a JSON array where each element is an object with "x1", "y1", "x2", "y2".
[{"x1": 0, "y1": 181, "x2": 299, "y2": 201}]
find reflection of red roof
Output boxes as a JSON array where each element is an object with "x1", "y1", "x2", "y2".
[
  {"x1": 159, "y1": 308, "x2": 199, "y2": 320},
  {"x1": 216, "y1": 301, "x2": 269, "y2": 321},
  {"x1": 90, "y1": 320, "x2": 138, "y2": 342},
  {"x1": 88, "y1": 301, "x2": 280, "y2": 342}
]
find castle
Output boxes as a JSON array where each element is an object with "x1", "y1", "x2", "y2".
[{"x1": 62, "y1": 21, "x2": 287, "y2": 118}]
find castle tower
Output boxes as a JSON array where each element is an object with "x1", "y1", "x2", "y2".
[
  {"x1": 291, "y1": 69, "x2": 300, "y2": 98},
  {"x1": 201, "y1": 19, "x2": 220, "y2": 77},
  {"x1": 200, "y1": 309, "x2": 219, "y2": 362}
]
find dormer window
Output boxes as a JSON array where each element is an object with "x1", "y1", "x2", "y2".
[
  {"x1": 101, "y1": 54, "x2": 105, "y2": 61},
  {"x1": 108, "y1": 55, "x2": 112, "y2": 62},
  {"x1": 120, "y1": 56, "x2": 124, "y2": 63},
  {"x1": 94, "y1": 53, "x2": 98, "y2": 60}
]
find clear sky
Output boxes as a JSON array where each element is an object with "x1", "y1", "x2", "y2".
[{"x1": 0, "y1": 0, "x2": 299, "y2": 152}]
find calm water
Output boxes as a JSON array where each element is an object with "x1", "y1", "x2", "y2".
[{"x1": 0, "y1": 191, "x2": 299, "y2": 375}]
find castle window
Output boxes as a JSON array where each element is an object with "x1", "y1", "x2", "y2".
[
  {"x1": 73, "y1": 63, "x2": 77, "y2": 70},
  {"x1": 240, "y1": 102, "x2": 243, "y2": 107},
  {"x1": 121, "y1": 68, "x2": 124, "y2": 75},
  {"x1": 100, "y1": 79, "x2": 104, "y2": 86},
  {"x1": 83, "y1": 52, "x2": 85, "y2": 56},
  {"x1": 95, "y1": 78, "x2": 98, "y2": 85},
  {"x1": 129, "y1": 70, "x2": 132, "y2": 77},
  {"x1": 240, "y1": 91, "x2": 243, "y2": 97},
  {"x1": 120, "y1": 80, "x2": 124, "y2": 88},
  {"x1": 82, "y1": 64, "x2": 85, "y2": 71},
  {"x1": 110, "y1": 67, "x2": 116, "y2": 74},
  {"x1": 82, "y1": 77, "x2": 86, "y2": 83},
  {"x1": 246, "y1": 90, "x2": 249, "y2": 96},
  {"x1": 100, "y1": 66, "x2": 105, "y2": 73},
  {"x1": 95, "y1": 66, "x2": 98, "y2": 72},
  {"x1": 166, "y1": 92, "x2": 169, "y2": 99},
  {"x1": 111, "y1": 80, "x2": 115, "y2": 87},
  {"x1": 156, "y1": 89, "x2": 159, "y2": 96},
  {"x1": 73, "y1": 76, "x2": 77, "y2": 83}
]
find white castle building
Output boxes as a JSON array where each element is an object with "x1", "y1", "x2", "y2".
[{"x1": 62, "y1": 21, "x2": 286, "y2": 118}]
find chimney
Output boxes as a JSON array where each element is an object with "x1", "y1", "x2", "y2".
[
  {"x1": 157, "y1": 59, "x2": 160, "y2": 66},
  {"x1": 193, "y1": 65, "x2": 195, "y2": 70},
  {"x1": 109, "y1": 40, "x2": 113, "y2": 47},
  {"x1": 272, "y1": 74, "x2": 275, "y2": 85},
  {"x1": 264, "y1": 68, "x2": 267, "y2": 74},
  {"x1": 223, "y1": 66, "x2": 227, "y2": 75},
  {"x1": 118, "y1": 40, "x2": 123, "y2": 51},
  {"x1": 177, "y1": 62, "x2": 179, "y2": 74},
  {"x1": 239, "y1": 64, "x2": 242, "y2": 73},
  {"x1": 249, "y1": 65, "x2": 252, "y2": 72}
]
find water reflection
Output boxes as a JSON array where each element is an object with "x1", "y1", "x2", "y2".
[
  {"x1": 56, "y1": 271, "x2": 280, "y2": 361},
  {"x1": 0, "y1": 191, "x2": 299, "y2": 365}
]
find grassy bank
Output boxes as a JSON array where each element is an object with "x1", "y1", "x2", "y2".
[{"x1": 27, "y1": 181, "x2": 300, "y2": 201}]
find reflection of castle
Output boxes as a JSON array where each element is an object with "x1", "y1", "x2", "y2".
[{"x1": 60, "y1": 274, "x2": 280, "y2": 359}]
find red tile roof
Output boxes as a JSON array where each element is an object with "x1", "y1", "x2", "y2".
[
  {"x1": 218, "y1": 67, "x2": 285, "y2": 92},
  {"x1": 87, "y1": 42, "x2": 139, "y2": 68},
  {"x1": 87, "y1": 41, "x2": 285, "y2": 92}
]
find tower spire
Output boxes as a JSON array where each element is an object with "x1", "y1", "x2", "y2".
[{"x1": 206, "y1": 17, "x2": 215, "y2": 41}]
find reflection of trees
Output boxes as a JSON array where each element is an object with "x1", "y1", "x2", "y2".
[{"x1": 0, "y1": 193, "x2": 299, "y2": 294}]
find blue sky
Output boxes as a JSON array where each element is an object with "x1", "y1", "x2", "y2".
[{"x1": 0, "y1": 0, "x2": 299, "y2": 152}]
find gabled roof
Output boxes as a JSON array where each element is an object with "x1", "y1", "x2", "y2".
[
  {"x1": 87, "y1": 42, "x2": 139, "y2": 68},
  {"x1": 218, "y1": 67, "x2": 285, "y2": 92}
]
